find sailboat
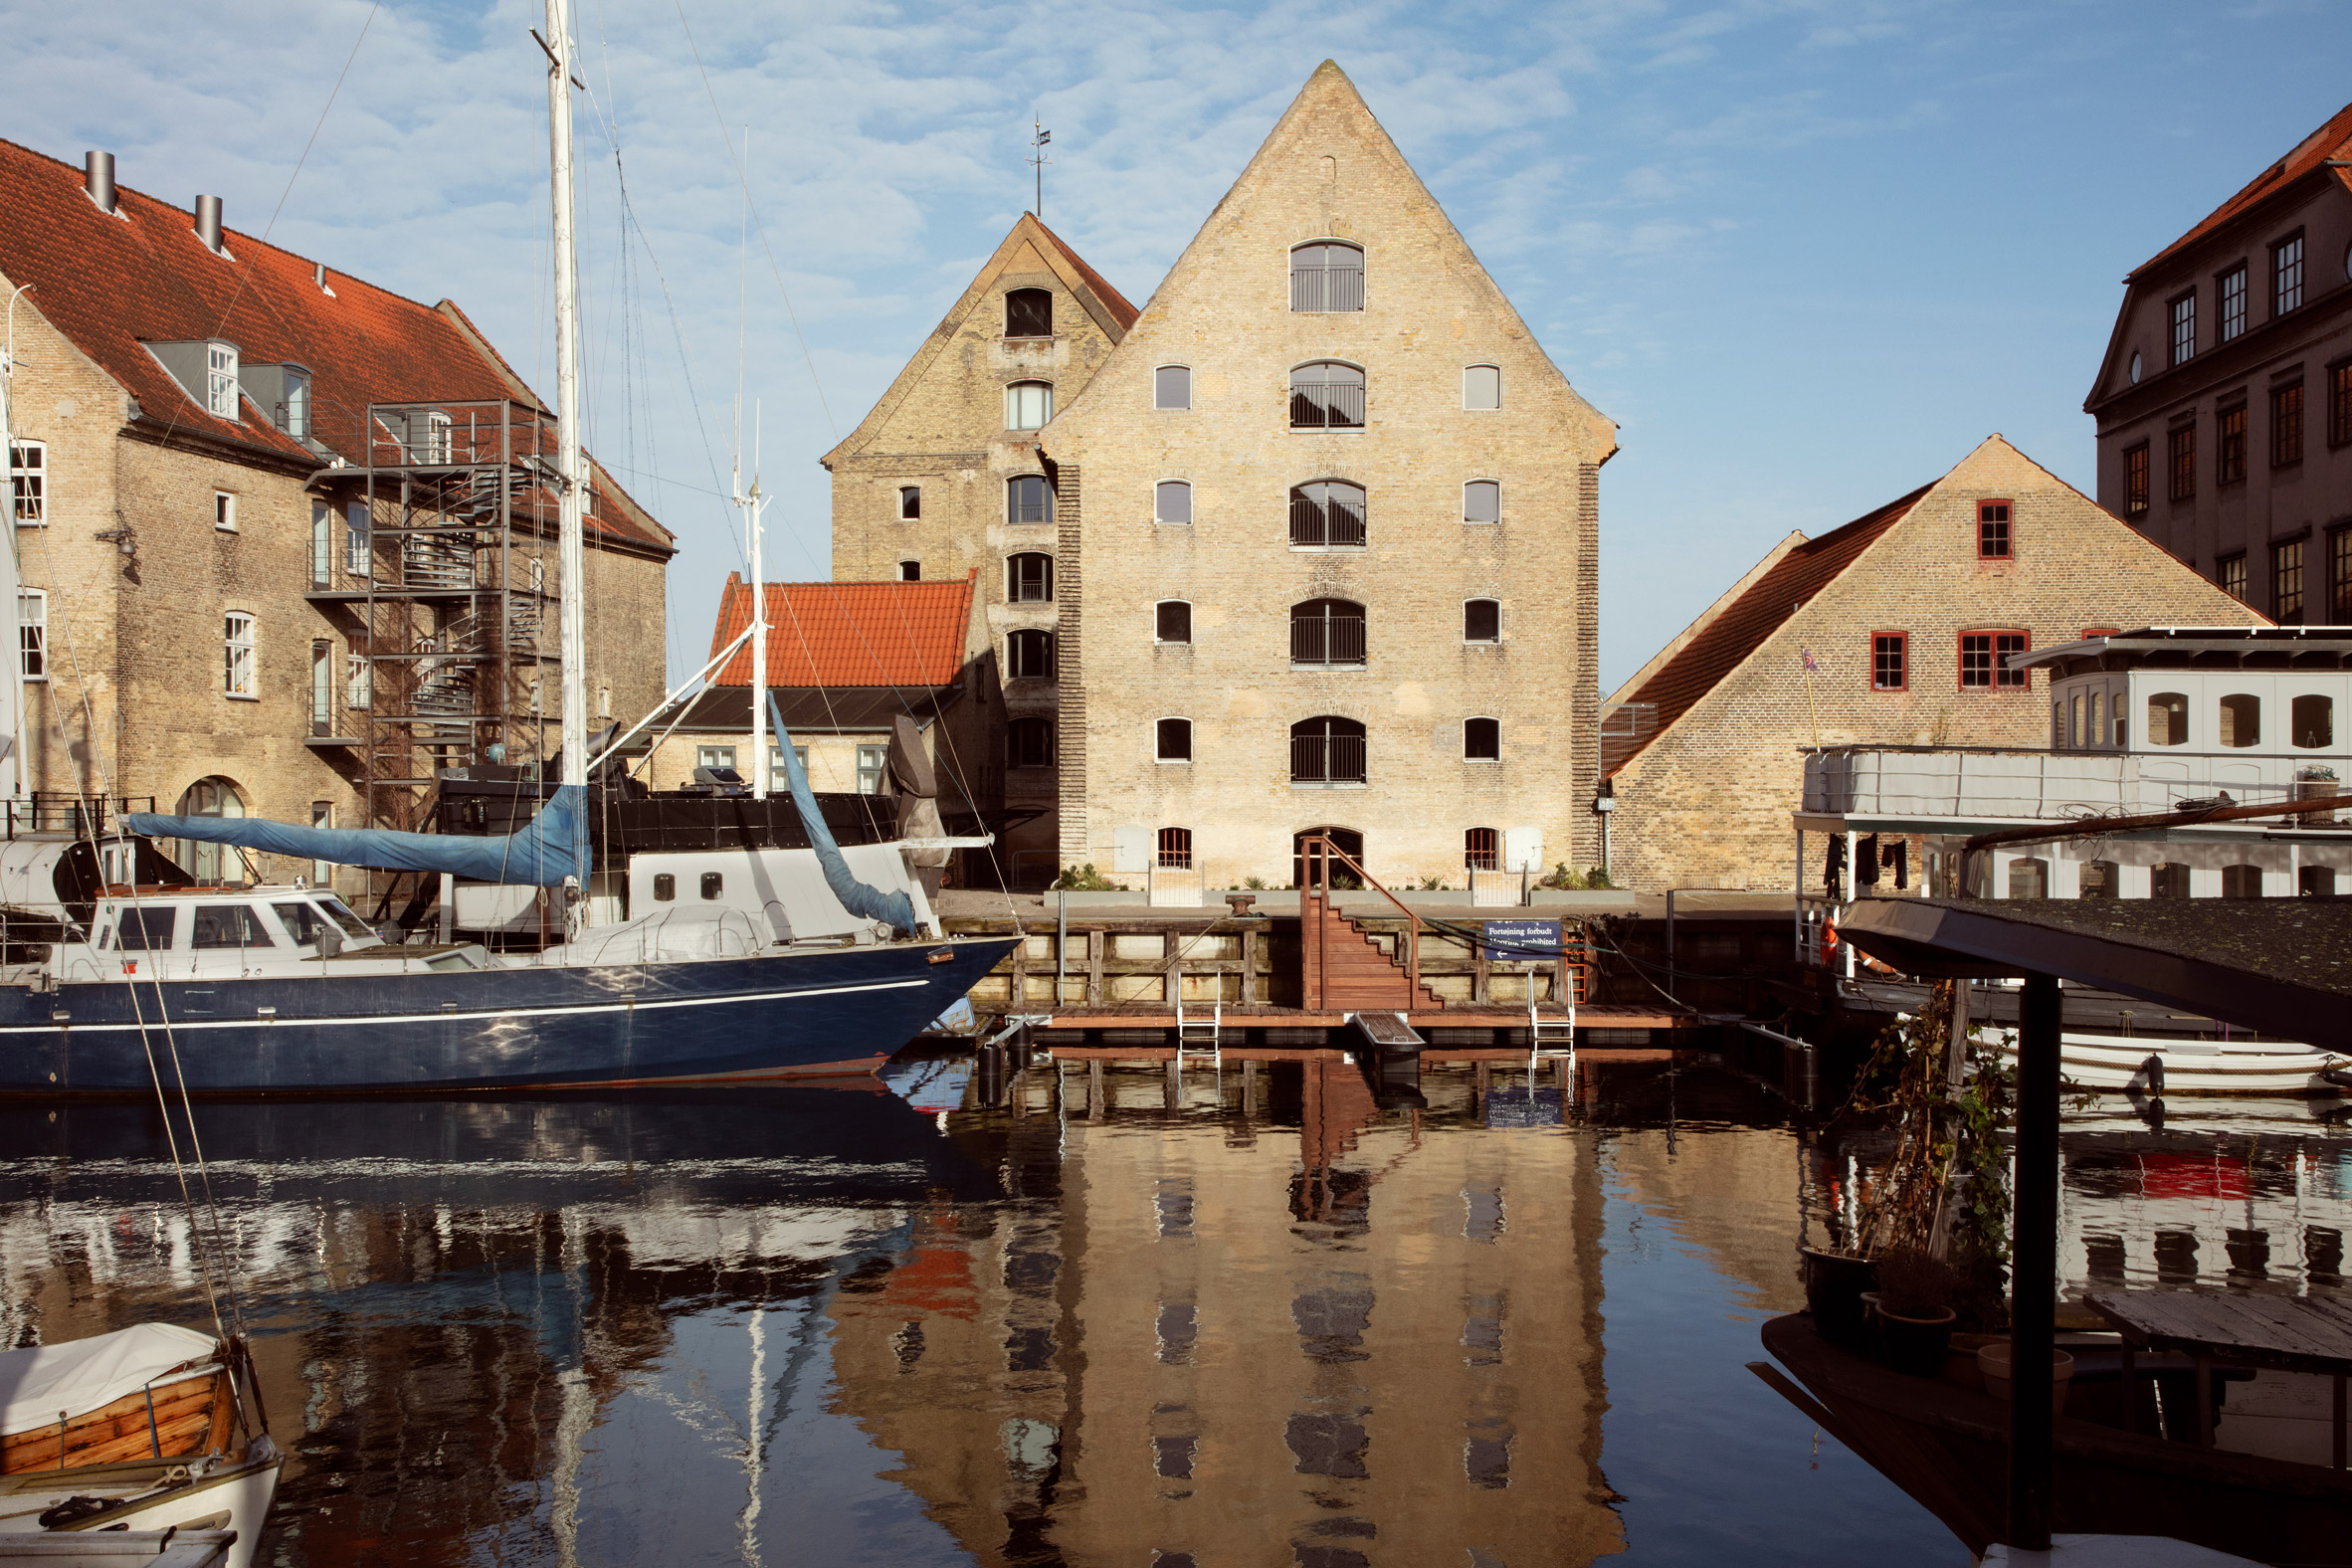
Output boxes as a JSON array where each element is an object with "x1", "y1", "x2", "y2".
[{"x1": 0, "y1": 0, "x2": 1017, "y2": 1094}]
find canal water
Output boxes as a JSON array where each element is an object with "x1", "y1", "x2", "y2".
[{"x1": 2, "y1": 1059, "x2": 2344, "y2": 1565}]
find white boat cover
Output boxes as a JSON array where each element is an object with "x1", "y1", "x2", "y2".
[{"x1": 0, "y1": 1322, "x2": 217, "y2": 1436}]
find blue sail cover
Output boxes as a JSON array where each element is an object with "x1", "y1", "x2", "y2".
[
  {"x1": 767, "y1": 691, "x2": 917, "y2": 935},
  {"x1": 122, "y1": 784, "x2": 591, "y2": 887}
]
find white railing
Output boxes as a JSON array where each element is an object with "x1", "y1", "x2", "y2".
[
  {"x1": 1148, "y1": 865, "x2": 1204, "y2": 907},
  {"x1": 1469, "y1": 866, "x2": 1519, "y2": 906},
  {"x1": 1803, "y1": 747, "x2": 2328, "y2": 821}
]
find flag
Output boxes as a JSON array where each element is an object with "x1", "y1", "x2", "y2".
[
  {"x1": 1036, "y1": 127, "x2": 1051, "y2": 145},
  {"x1": 1801, "y1": 649, "x2": 1819, "y2": 673}
]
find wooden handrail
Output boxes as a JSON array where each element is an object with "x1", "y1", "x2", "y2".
[{"x1": 1300, "y1": 834, "x2": 1426, "y2": 1002}]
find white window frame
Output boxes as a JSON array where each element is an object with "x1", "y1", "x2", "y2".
[
  {"x1": 223, "y1": 612, "x2": 257, "y2": 699},
  {"x1": 283, "y1": 368, "x2": 311, "y2": 438},
  {"x1": 898, "y1": 560, "x2": 920, "y2": 582},
  {"x1": 205, "y1": 341, "x2": 240, "y2": 420},
  {"x1": 1153, "y1": 364, "x2": 1193, "y2": 412},
  {"x1": 1154, "y1": 479, "x2": 1193, "y2": 525},
  {"x1": 897, "y1": 485, "x2": 920, "y2": 521},
  {"x1": 214, "y1": 491, "x2": 237, "y2": 532},
  {"x1": 857, "y1": 743, "x2": 888, "y2": 795},
  {"x1": 1465, "y1": 715, "x2": 1502, "y2": 762},
  {"x1": 345, "y1": 500, "x2": 371, "y2": 576},
  {"x1": 1463, "y1": 363, "x2": 1501, "y2": 412},
  {"x1": 1005, "y1": 380, "x2": 1054, "y2": 432},
  {"x1": 8, "y1": 440, "x2": 45, "y2": 525},
  {"x1": 18, "y1": 589, "x2": 45, "y2": 682},
  {"x1": 1154, "y1": 599, "x2": 1193, "y2": 646},
  {"x1": 345, "y1": 647, "x2": 371, "y2": 708},
  {"x1": 426, "y1": 411, "x2": 454, "y2": 464},
  {"x1": 1464, "y1": 597, "x2": 1502, "y2": 645},
  {"x1": 695, "y1": 743, "x2": 738, "y2": 772},
  {"x1": 1155, "y1": 716, "x2": 1194, "y2": 763},
  {"x1": 1464, "y1": 479, "x2": 1500, "y2": 524}
]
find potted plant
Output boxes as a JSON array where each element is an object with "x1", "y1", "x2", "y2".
[
  {"x1": 1872, "y1": 1250, "x2": 1960, "y2": 1375},
  {"x1": 1799, "y1": 1247, "x2": 1878, "y2": 1348}
]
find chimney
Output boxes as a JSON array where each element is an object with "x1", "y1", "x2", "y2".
[
  {"x1": 84, "y1": 151, "x2": 115, "y2": 214},
  {"x1": 194, "y1": 194, "x2": 224, "y2": 255}
]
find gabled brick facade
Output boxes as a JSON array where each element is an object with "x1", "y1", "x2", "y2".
[
  {"x1": 1036, "y1": 61, "x2": 1616, "y2": 890},
  {"x1": 1604, "y1": 436, "x2": 2264, "y2": 891}
]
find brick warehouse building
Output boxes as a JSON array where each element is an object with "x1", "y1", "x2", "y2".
[
  {"x1": 824, "y1": 215, "x2": 1137, "y2": 888},
  {"x1": 2087, "y1": 100, "x2": 2352, "y2": 616},
  {"x1": 1031, "y1": 61, "x2": 1617, "y2": 891},
  {"x1": 0, "y1": 141, "x2": 672, "y2": 891},
  {"x1": 1602, "y1": 436, "x2": 2259, "y2": 892}
]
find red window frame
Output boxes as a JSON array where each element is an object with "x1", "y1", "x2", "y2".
[
  {"x1": 2218, "y1": 405, "x2": 2248, "y2": 485},
  {"x1": 1464, "y1": 827, "x2": 1499, "y2": 871},
  {"x1": 2122, "y1": 443, "x2": 2149, "y2": 517},
  {"x1": 1870, "y1": 631, "x2": 1907, "y2": 691},
  {"x1": 1958, "y1": 629, "x2": 2031, "y2": 690},
  {"x1": 2080, "y1": 628, "x2": 2120, "y2": 641},
  {"x1": 1155, "y1": 827, "x2": 1193, "y2": 869},
  {"x1": 1977, "y1": 499, "x2": 2013, "y2": 559},
  {"x1": 2169, "y1": 424, "x2": 2196, "y2": 499}
]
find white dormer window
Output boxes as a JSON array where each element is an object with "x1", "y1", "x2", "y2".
[
  {"x1": 206, "y1": 342, "x2": 240, "y2": 420},
  {"x1": 283, "y1": 368, "x2": 310, "y2": 438}
]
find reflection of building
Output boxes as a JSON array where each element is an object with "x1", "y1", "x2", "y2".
[{"x1": 829, "y1": 1060, "x2": 1623, "y2": 1566}]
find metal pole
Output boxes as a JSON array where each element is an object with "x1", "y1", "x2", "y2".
[
  {"x1": 2009, "y1": 969, "x2": 2061, "y2": 1551},
  {"x1": 544, "y1": 0, "x2": 585, "y2": 807},
  {"x1": 1665, "y1": 889, "x2": 1675, "y2": 1003},
  {"x1": 0, "y1": 284, "x2": 32, "y2": 803}
]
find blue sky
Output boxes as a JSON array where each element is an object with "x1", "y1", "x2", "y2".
[{"x1": 3, "y1": 0, "x2": 2345, "y2": 688}]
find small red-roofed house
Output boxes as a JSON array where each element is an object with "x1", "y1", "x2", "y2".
[
  {"x1": 0, "y1": 138, "x2": 674, "y2": 894},
  {"x1": 646, "y1": 570, "x2": 1008, "y2": 886}
]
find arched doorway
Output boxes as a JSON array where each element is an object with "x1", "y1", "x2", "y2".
[
  {"x1": 175, "y1": 777, "x2": 246, "y2": 885},
  {"x1": 1292, "y1": 826, "x2": 1364, "y2": 890}
]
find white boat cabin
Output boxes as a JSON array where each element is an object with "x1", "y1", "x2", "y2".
[
  {"x1": 1799, "y1": 627, "x2": 2352, "y2": 901},
  {"x1": 47, "y1": 886, "x2": 490, "y2": 982}
]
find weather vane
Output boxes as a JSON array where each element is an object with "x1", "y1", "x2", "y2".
[{"x1": 1029, "y1": 116, "x2": 1052, "y2": 218}]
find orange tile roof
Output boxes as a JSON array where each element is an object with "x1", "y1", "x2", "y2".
[
  {"x1": 709, "y1": 570, "x2": 977, "y2": 687},
  {"x1": 1606, "y1": 486, "x2": 1928, "y2": 776},
  {"x1": 0, "y1": 137, "x2": 670, "y2": 552},
  {"x1": 2132, "y1": 99, "x2": 2352, "y2": 279},
  {"x1": 1032, "y1": 216, "x2": 1139, "y2": 329}
]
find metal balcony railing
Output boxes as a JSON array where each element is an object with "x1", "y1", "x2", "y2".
[
  {"x1": 1291, "y1": 731, "x2": 1367, "y2": 784},
  {"x1": 1288, "y1": 382, "x2": 1365, "y2": 430},
  {"x1": 1290, "y1": 266, "x2": 1365, "y2": 313},
  {"x1": 1289, "y1": 494, "x2": 1366, "y2": 547},
  {"x1": 1290, "y1": 615, "x2": 1366, "y2": 667}
]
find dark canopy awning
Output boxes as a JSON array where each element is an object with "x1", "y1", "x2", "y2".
[{"x1": 1838, "y1": 896, "x2": 2352, "y2": 1051}]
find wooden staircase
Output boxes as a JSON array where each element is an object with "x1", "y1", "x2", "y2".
[{"x1": 1302, "y1": 892, "x2": 1445, "y2": 1013}]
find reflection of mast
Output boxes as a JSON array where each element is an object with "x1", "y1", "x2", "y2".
[
  {"x1": 551, "y1": 1208, "x2": 593, "y2": 1568},
  {"x1": 741, "y1": 1309, "x2": 766, "y2": 1566}
]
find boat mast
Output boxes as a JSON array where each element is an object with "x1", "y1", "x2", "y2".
[
  {"x1": 545, "y1": 0, "x2": 587, "y2": 805},
  {"x1": 730, "y1": 131, "x2": 767, "y2": 801}
]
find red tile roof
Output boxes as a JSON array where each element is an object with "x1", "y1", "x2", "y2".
[
  {"x1": 2132, "y1": 99, "x2": 2352, "y2": 279},
  {"x1": 0, "y1": 137, "x2": 670, "y2": 552},
  {"x1": 709, "y1": 571, "x2": 977, "y2": 688},
  {"x1": 1605, "y1": 487, "x2": 1928, "y2": 776},
  {"x1": 1032, "y1": 217, "x2": 1139, "y2": 330}
]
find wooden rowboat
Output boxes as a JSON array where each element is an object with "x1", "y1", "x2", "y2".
[
  {"x1": 0, "y1": 1325, "x2": 280, "y2": 1568},
  {"x1": 1754, "y1": 1312, "x2": 2352, "y2": 1564}
]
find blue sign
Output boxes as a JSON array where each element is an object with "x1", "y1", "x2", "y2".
[{"x1": 1483, "y1": 918, "x2": 1562, "y2": 953}]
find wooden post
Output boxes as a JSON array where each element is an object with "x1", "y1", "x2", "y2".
[
  {"x1": 2009, "y1": 969, "x2": 2060, "y2": 1551},
  {"x1": 1242, "y1": 1058, "x2": 1261, "y2": 1118},
  {"x1": 1087, "y1": 1060, "x2": 1105, "y2": 1118},
  {"x1": 1086, "y1": 927, "x2": 1104, "y2": 1006}
]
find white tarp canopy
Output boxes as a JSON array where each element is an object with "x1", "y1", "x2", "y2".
[{"x1": 0, "y1": 1322, "x2": 217, "y2": 1435}]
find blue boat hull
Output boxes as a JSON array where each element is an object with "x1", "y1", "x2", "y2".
[{"x1": 0, "y1": 937, "x2": 1018, "y2": 1093}]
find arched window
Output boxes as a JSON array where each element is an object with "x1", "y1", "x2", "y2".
[
  {"x1": 2152, "y1": 863, "x2": 2192, "y2": 898},
  {"x1": 1465, "y1": 717, "x2": 1500, "y2": 761},
  {"x1": 1156, "y1": 718, "x2": 1193, "y2": 761},
  {"x1": 1289, "y1": 481, "x2": 1366, "y2": 547},
  {"x1": 1290, "y1": 716, "x2": 1367, "y2": 785},
  {"x1": 1465, "y1": 828, "x2": 1499, "y2": 871},
  {"x1": 1008, "y1": 716, "x2": 1055, "y2": 769},
  {"x1": 1005, "y1": 288, "x2": 1053, "y2": 338},
  {"x1": 1156, "y1": 827, "x2": 1194, "y2": 868},
  {"x1": 1008, "y1": 629, "x2": 1055, "y2": 680},
  {"x1": 1005, "y1": 380, "x2": 1053, "y2": 431},
  {"x1": 1463, "y1": 363, "x2": 1501, "y2": 411},
  {"x1": 2006, "y1": 857, "x2": 2049, "y2": 899},
  {"x1": 1007, "y1": 552, "x2": 1054, "y2": 603},
  {"x1": 2079, "y1": 861, "x2": 2119, "y2": 899},
  {"x1": 1007, "y1": 474, "x2": 1050, "y2": 524},
  {"x1": 1289, "y1": 362, "x2": 1364, "y2": 430},
  {"x1": 2219, "y1": 693, "x2": 2260, "y2": 747},
  {"x1": 2222, "y1": 864, "x2": 2265, "y2": 898},
  {"x1": 1464, "y1": 480, "x2": 1500, "y2": 523},
  {"x1": 1290, "y1": 599, "x2": 1366, "y2": 667},
  {"x1": 1154, "y1": 365, "x2": 1192, "y2": 410},
  {"x1": 175, "y1": 776, "x2": 246, "y2": 886},
  {"x1": 1464, "y1": 599, "x2": 1500, "y2": 644},
  {"x1": 2146, "y1": 691, "x2": 2188, "y2": 746},
  {"x1": 2292, "y1": 693, "x2": 2333, "y2": 748},
  {"x1": 1290, "y1": 242, "x2": 1365, "y2": 312},
  {"x1": 1156, "y1": 601, "x2": 1192, "y2": 644},
  {"x1": 1155, "y1": 481, "x2": 1192, "y2": 525}
]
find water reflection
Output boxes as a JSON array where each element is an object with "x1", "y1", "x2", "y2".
[{"x1": 9, "y1": 1062, "x2": 2327, "y2": 1564}]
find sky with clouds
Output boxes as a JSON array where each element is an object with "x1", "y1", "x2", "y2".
[{"x1": 2, "y1": 0, "x2": 2344, "y2": 689}]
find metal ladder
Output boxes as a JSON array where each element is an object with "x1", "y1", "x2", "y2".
[
  {"x1": 1529, "y1": 994, "x2": 1576, "y2": 1080},
  {"x1": 1175, "y1": 979, "x2": 1223, "y2": 1066}
]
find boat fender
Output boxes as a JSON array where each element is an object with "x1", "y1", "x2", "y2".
[
  {"x1": 39, "y1": 1496, "x2": 113, "y2": 1529},
  {"x1": 2142, "y1": 1054, "x2": 2164, "y2": 1095}
]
